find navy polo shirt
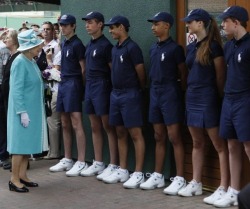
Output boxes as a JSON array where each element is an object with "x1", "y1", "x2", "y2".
[
  {"x1": 85, "y1": 35, "x2": 113, "y2": 79},
  {"x1": 61, "y1": 35, "x2": 86, "y2": 79},
  {"x1": 111, "y1": 37, "x2": 144, "y2": 89},
  {"x1": 224, "y1": 33, "x2": 250, "y2": 94},
  {"x1": 149, "y1": 37, "x2": 185, "y2": 85},
  {"x1": 186, "y1": 38, "x2": 223, "y2": 92}
]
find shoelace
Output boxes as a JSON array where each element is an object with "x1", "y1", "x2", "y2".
[
  {"x1": 170, "y1": 177, "x2": 176, "y2": 182},
  {"x1": 186, "y1": 180, "x2": 197, "y2": 188},
  {"x1": 145, "y1": 172, "x2": 153, "y2": 178}
]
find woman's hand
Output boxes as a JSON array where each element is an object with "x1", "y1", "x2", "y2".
[{"x1": 20, "y1": 112, "x2": 30, "y2": 128}]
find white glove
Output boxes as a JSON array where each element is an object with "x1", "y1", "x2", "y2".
[{"x1": 20, "y1": 112, "x2": 30, "y2": 128}]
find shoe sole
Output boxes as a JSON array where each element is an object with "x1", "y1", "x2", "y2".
[
  {"x1": 81, "y1": 170, "x2": 104, "y2": 177},
  {"x1": 178, "y1": 191, "x2": 203, "y2": 197},
  {"x1": 50, "y1": 167, "x2": 72, "y2": 172},
  {"x1": 80, "y1": 173, "x2": 96, "y2": 177},
  {"x1": 140, "y1": 186, "x2": 156, "y2": 190},
  {"x1": 66, "y1": 173, "x2": 81, "y2": 177},
  {"x1": 103, "y1": 180, "x2": 119, "y2": 184},
  {"x1": 163, "y1": 190, "x2": 179, "y2": 195},
  {"x1": 124, "y1": 184, "x2": 140, "y2": 189},
  {"x1": 103, "y1": 178, "x2": 128, "y2": 184}
]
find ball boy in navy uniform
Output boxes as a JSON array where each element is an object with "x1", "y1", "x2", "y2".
[
  {"x1": 80, "y1": 12, "x2": 118, "y2": 179},
  {"x1": 214, "y1": 6, "x2": 250, "y2": 208},
  {"x1": 49, "y1": 14, "x2": 88, "y2": 176},
  {"x1": 140, "y1": 12, "x2": 187, "y2": 195},
  {"x1": 102, "y1": 15, "x2": 146, "y2": 189}
]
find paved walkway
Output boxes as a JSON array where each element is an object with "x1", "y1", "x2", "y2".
[{"x1": 0, "y1": 159, "x2": 237, "y2": 209}]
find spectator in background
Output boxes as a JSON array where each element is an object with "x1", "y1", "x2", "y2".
[
  {"x1": 18, "y1": 26, "x2": 29, "y2": 33},
  {"x1": 41, "y1": 21, "x2": 61, "y2": 160},
  {"x1": 53, "y1": 23, "x2": 60, "y2": 41},
  {"x1": 0, "y1": 29, "x2": 10, "y2": 170}
]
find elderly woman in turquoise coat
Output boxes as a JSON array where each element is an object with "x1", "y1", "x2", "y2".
[{"x1": 7, "y1": 29, "x2": 48, "y2": 193}]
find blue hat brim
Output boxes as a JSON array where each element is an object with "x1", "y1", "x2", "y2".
[
  {"x1": 104, "y1": 21, "x2": 116, "y2": 26},
  {"x1": 17, "y1": 39, "x2": 44, "y2": 52},
  {"x1": 182, "y1": 17, "x2": 193, "y2": 22},
  {"x1": 218, "y1": 13, "x2": 229, "y2": 20},
  {"x1": 147, "y1": 18, "x2": 157, "y2": 22}
]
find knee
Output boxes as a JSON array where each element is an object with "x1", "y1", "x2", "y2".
[
  {"x1": 154, "y1": 132, "x2": 166, "y2": 143},
  {"x1": 193, "y1": 139, "x2": 205, "y2": 149},
  {"x1": 244, "y1": 145, "x2": 250, "y2": 160},
  {"x1": 213, "y1": 140, "x2": 227, "y2": 153},
  {"x1": 91, "y1": 123, "x2": 102, "y2": 134}
]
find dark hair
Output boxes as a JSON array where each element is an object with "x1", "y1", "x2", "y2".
[
  {"x1": 196, "y1": 17, "x2": 222, "y2": 65},
  {"x1": 230, "y1": 17, "x2": 247, "y2": 28},
  {"x1": 114, "y1": 23, "x2": 129, "y2": 32},
  {"x1": 42, "y1": 21, "x2": 54, "y2": 31},
  {"x1": 18, "y1": 26, "x2": 29, "y2": 32},
  {"x1": 93, "y1": 19, "x2": 104, "y2": 31},
  {"x1": 31, "y1": 24, "x2": 40, "y2": 28}
]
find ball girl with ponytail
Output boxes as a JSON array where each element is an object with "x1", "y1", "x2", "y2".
[{"x1": 178, "y1": 9, "x2": 229, "y2": 205}]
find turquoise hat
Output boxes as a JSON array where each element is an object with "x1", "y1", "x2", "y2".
[{"x1": 17, "y1": 29, "x2": 43, "y2": 52}]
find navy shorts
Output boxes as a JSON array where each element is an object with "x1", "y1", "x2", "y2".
[
  {"x1": 109, "y1": 88, "x2": 143, "y2": 128},
  {"x1": 84, "y1": 79, "x2": 112, "y2": 116},
  {"x1": 56, "y1": 78, "x2": 84, "y2": 112},
  {"x1": 219, "y1": 92, "x2": 250, "y2": 142},
  {"x1": 186, "y1": 90, "x2": 220, "y2": 128},
  {"x1": 149, "y1": 85, "x2": 183, "y2": 125}
]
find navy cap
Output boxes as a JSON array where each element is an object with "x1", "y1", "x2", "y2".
[
  {"x1": 104, "y1": 15, "x2": 130, "y2": 27},
  {"x1": 59, "y1": 14, "x2": 76, "y2": 25},
  {"x1": 147, "y1": 12, "x2": 174, "y2": 27},
  {"x1": 182, "y1": 9, "x2": 211, "y2": 22},
  {"x1": 218, "y1": 6, "x2": 249, "y2": 22},
  {"x1": 82, "y1": 11, "x2": 104, "y2": 22}
]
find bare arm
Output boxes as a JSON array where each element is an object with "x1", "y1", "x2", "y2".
[
  {"x1": 178, "y1": 62, "x2": 188, "y2": 91},
  {"x1": 108, "y1": 62, "x2": 112, "y2": 70},
  {"x1": 79, "y1": 59, "x2": 86, "y2": 81},
  {"x1": 135, "y1": 63, "x2": 146, "y2": 89},
  {"x1": 214, "y1": 56, "x2": 226, "y2": 97}
]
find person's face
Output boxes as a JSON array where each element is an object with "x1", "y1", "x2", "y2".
[
  {"x1": 60, "y1": 24, "x2": 75, "y2": 37},
  {"x1": 30, "y1": 44, "x2": 43, "y2": 57},
  {"x1": 151, "y1": 21, "x2": 170, "y2": 38},
  {"x1": 85, "y1": 19, "x2": 102, "y2": 36},
  {"x1": 108, "y1": 24, "x2": 121, "y2": 40},
  {"x1": 3, "y1": 33, "x2": 15, "y2": 49},
  {"x1": 185, "y1": 20, "x2": 201, "y2": 34},
  {"x1": 221, "y1": 18, "x2": 237, "y2": 36},
  {"x1": 42, "y1": 23, "x2": 53, "y2": 41}
]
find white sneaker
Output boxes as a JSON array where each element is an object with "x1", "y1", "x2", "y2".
[
  {"x1": 140, "y1": 172, "x2": 165, "y2": 190},
  {"x1": 80, "y1": 160, "x2": 105, "y2": 176},
  {"x1": 103, "y1": 167, "x2": 129, "y2": 184},
  {"x1": 203, "y1": 186, "x2": 226, "y2": 205},
  {"x1": 96, "y1": 164, "x2": 117, "y2": 181},
  {"x1": 123, "y1": 172, "x2": 145, "y2": 189},
  {"x1": 66, "y1": 161, "x2": 88, "y2": 177},
  {"x1": 178, "y1": 179, "x2": 202, "y2": 196},
  {"x1": 213, "y1": 186, "x2": 239, "y2": 207},
  {"x1": 49, "y1": 158, "x2": 73, "y2": 172},
  {"x1": 164, "y1": 176, "x2": 186, "y2": 195}
]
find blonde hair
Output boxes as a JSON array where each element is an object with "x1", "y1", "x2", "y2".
[
  {"x1": 7, "y1": 29, "x2": 19, "y2": 48},
  {"x1": 196, "y1": 17, "x2": 222, "y2": 65}
]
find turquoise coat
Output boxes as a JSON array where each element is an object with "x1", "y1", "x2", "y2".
[{"x1": 7, "y1": 54, "x2": 48, "y2": 154}]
